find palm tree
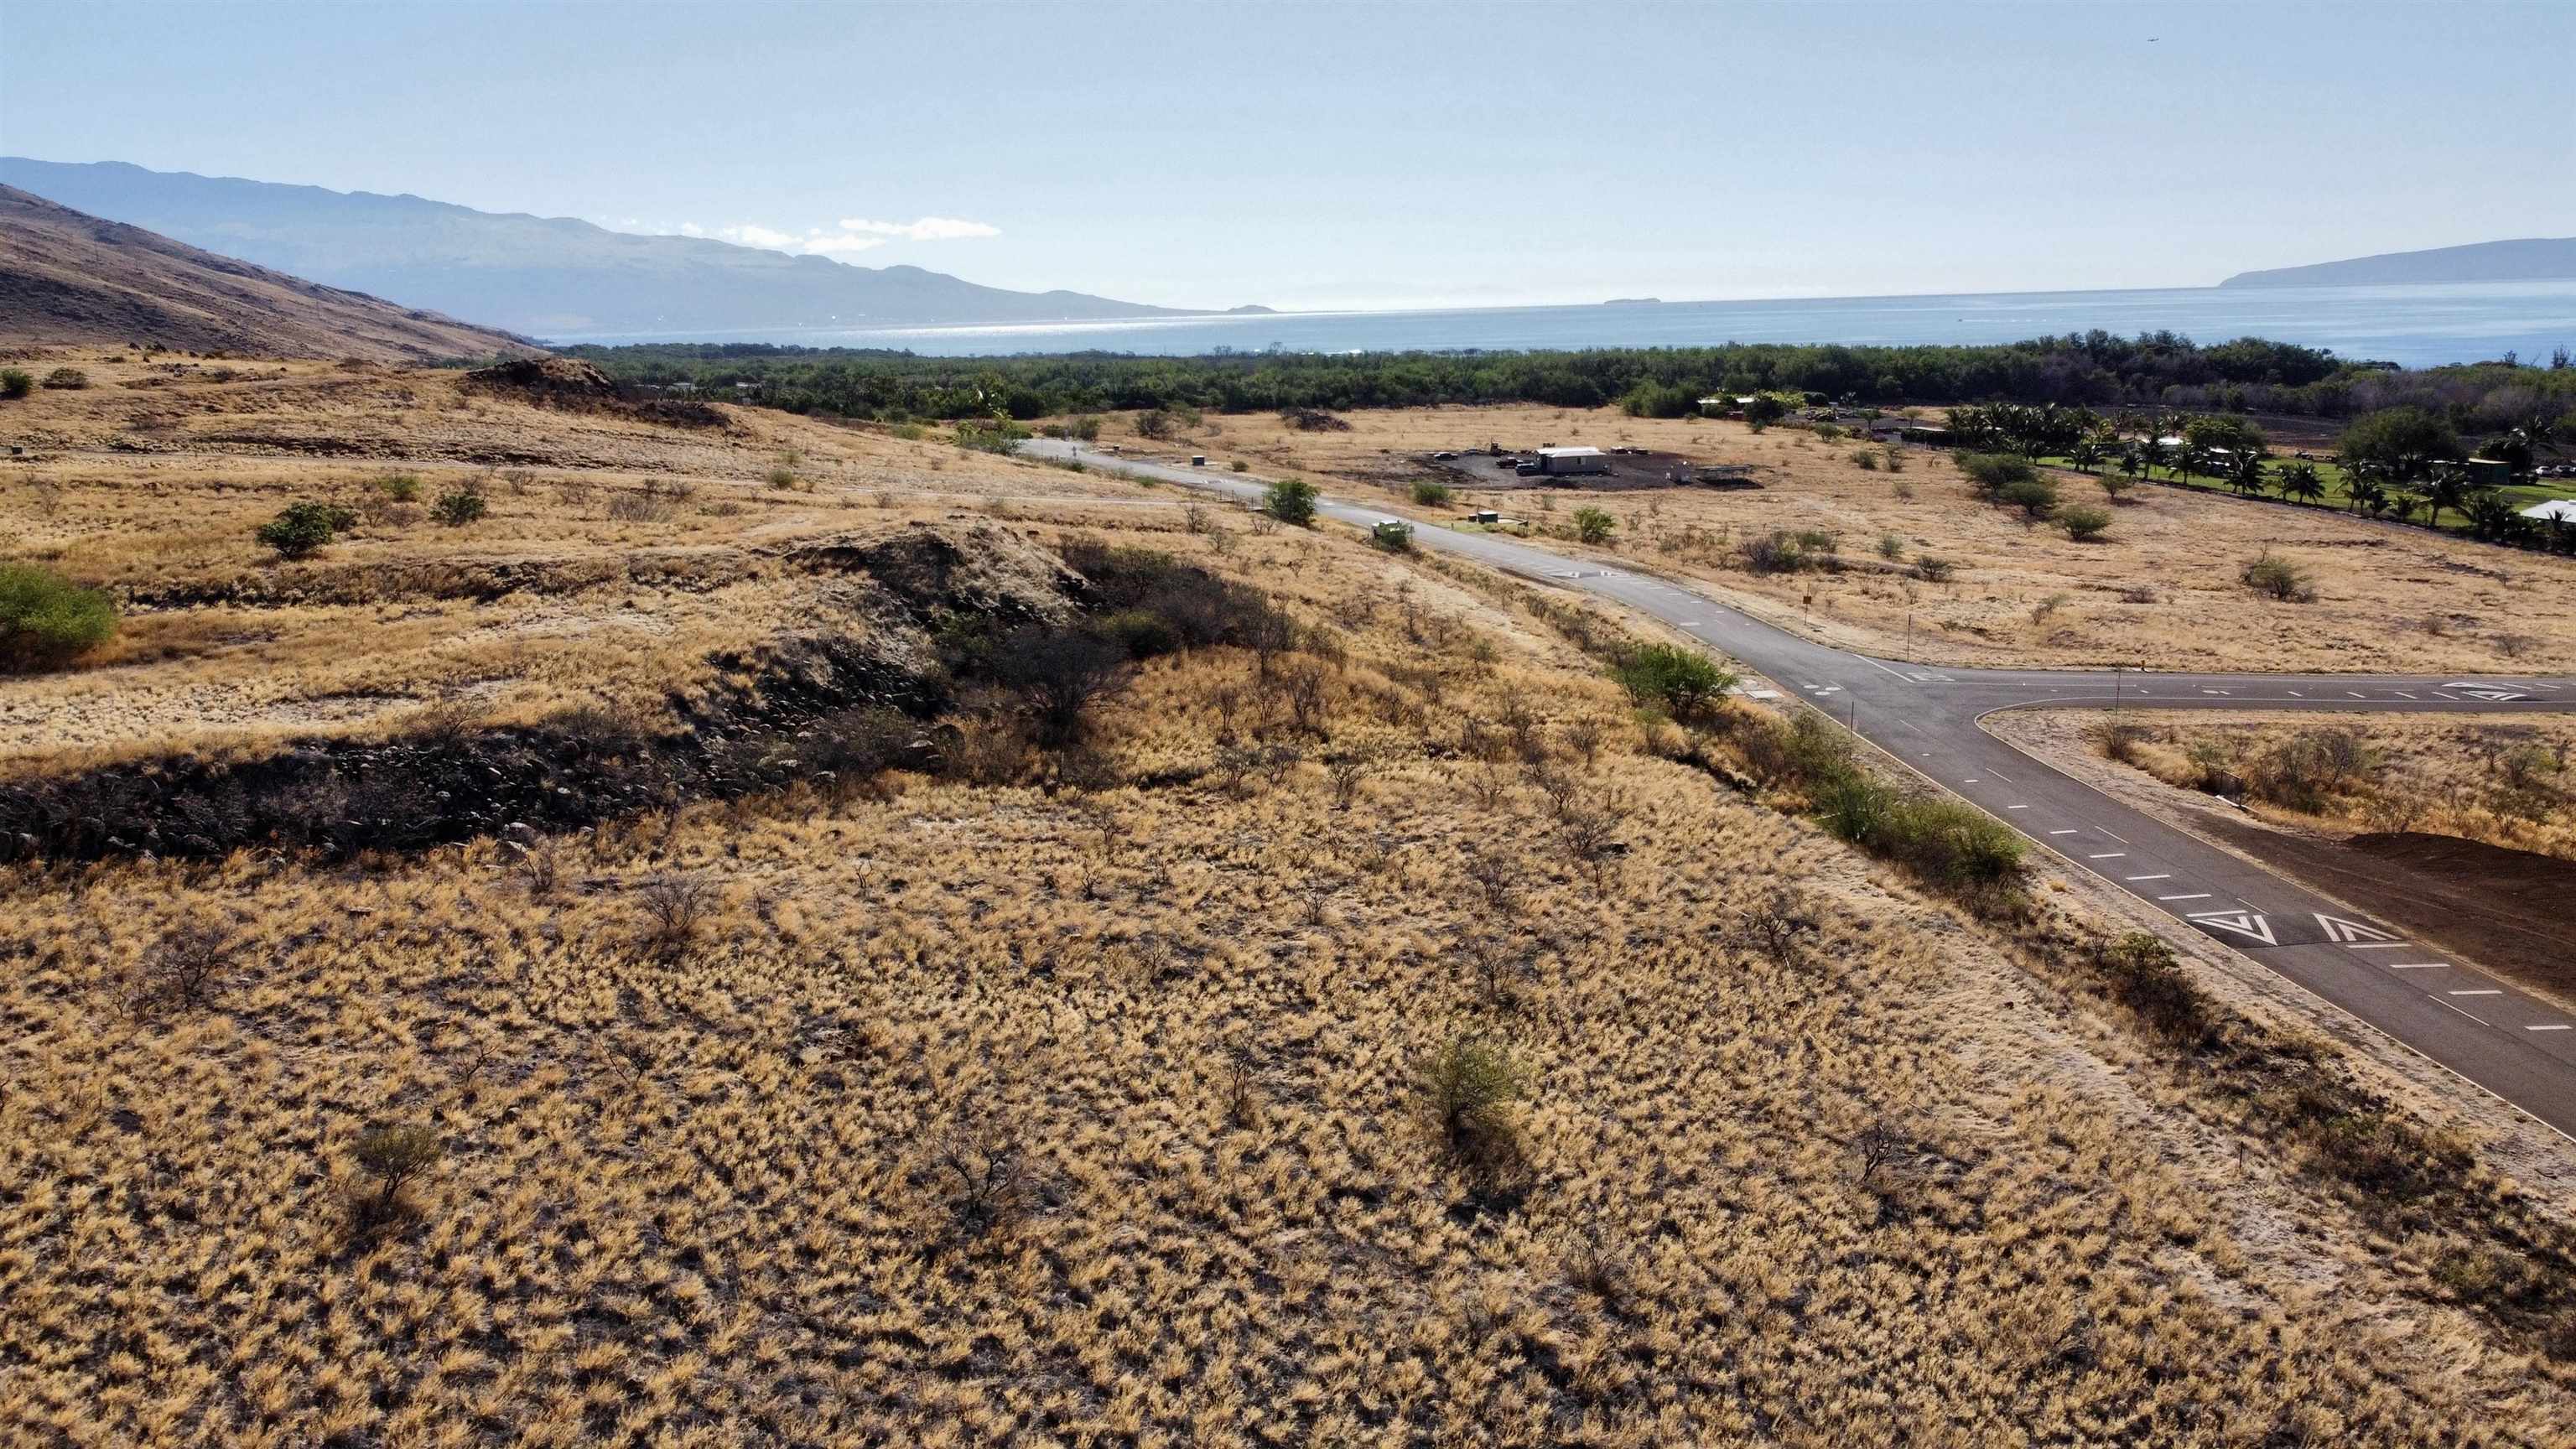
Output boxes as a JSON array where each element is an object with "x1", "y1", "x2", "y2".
[
  {"x1": 2424, "y1": 465, "x2": 2475, "y2": 529},
  {"x1": 2278, "y1": 461, "x2": 2324, "y2": 506},
  {"x1": 2068, "y1": 435, "x2": 2104, "y2": 474},
  {"x1": 2346, "y1": 475, "x2": 2389, "y2": 518},
  {"x1": 2138, "y1": 435, "x2": 2170, "y2": 480},
  {"x1": 2227, "y1": 451, "x2": 2268, "y2": 497}
]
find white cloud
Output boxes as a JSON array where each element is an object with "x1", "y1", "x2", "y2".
[
  {"x1": 631, "y1": 215, "x2": 995, "y2": 257},
  {"x1": 837, "y1": 216, "x2": 1003, "y2": 241}
]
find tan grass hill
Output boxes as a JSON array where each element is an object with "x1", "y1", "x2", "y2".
[{"x1": 0, "y1": 184, "x2": 539, "y2": 362}]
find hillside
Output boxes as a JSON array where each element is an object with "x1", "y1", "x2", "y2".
[
  {"x1": 2221, "y1": 236, "x2": 2576, "y2": 288},
  {"x1": 3, "y1": 359, "x2": 2575, "y2": 1442},
  {"x1": 0, "y1": 158, "x2": 1188, "y2": 340},
  {"x1": 0, "y1": 184, "x2": 536, "y2": 361}
]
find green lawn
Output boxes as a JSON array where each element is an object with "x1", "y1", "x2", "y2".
[{"x1": 2037, "y1": 454, "x2": 2575, "y2": 535}]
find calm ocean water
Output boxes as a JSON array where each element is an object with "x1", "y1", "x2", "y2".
[{"x1": 589, "y1": 281, "x2": 2576, "y2": 368}]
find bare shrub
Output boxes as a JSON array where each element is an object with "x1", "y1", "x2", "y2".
[
  {"x1": 636, "y1": 873, "x2": 717, "y2": 957},
  {"x1": 1733, "y1": 888, "x2": 1818, "y2": 966},
  {"x1": 923, "y1": 1122, "x2": 1031, "y2": 1244},
  {"x1": 2092, "y1": 720, "x2": 2153, "y2": 764},
  {"x1": 141, "y1": 919, "x2": 234, "y2": 1013}
]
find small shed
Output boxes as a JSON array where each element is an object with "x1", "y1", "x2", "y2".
[
  {"x1": 1535, "y1": 445, "x2": 1610, "y2": 477},
  {"x1": 2521, "y1": 499, "x2": 2576, "y2": 523},
  {"x1": 2465, "y1": 457, "x2": 2514, "y2": 488}
]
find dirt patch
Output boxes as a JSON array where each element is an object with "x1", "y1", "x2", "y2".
[
  {"x1": 2207, "y1": 818, "x2": 2576, "y2": 1002},
  {"x1": 1425, "y1": 446, "x2": 1759, "y2": 493}
]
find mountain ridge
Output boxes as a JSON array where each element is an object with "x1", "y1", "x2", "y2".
[
  {"x1": 0, "y1": 158, "x2": 1194, "y2": 340},
  {"x1": 2220, "y1": 236, "x2": 2576, "y2": 289},
  {"x1": 0, "y1": 183, "x2": 540, "y2": 361}
]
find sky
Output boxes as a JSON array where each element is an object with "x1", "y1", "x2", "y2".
[{"x1": 5, "y1": 0, "x2": 2573, "y2": 312}]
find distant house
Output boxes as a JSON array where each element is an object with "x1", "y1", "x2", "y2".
[
  {"x1": 1534, "y1": 445, "x2": 1611, "y2": 476},
  {"x1": 667, "y1": 382, "x2": 699, "y2": 394},
  {"x1": 2465, "y1": 457, "x2": 2515, "y2": 488}
]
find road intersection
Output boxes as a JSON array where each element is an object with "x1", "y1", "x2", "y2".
[{"x1": 1025, "y1": 439, "x2": 2576, "y2": 1135}]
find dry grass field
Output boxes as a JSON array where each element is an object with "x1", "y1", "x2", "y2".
[
  {"x1": 7, "y1": 358, "x2": 2576, "y2": 1444},
  {"x1": 2070, "y1": 710, "x2": 2576, "y2": 862},
  {"x1": 0, "y1": 351, "x2": 1167, "y2": 765},
  {"x1": 1155, "y1": 403, "x2": 2576, "y2": 676}
]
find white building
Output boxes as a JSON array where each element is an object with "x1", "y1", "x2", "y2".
[{"x1": 1535, "y1": 445, "x2": 1611, "y2": 476}]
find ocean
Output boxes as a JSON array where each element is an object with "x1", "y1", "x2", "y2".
[{"x1": 579, "y1": 280, "x2": 2576, "y2": 368}]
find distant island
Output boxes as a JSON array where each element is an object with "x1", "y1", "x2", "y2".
[
  {"x1": 1223, "y1": 304, "x2": 1278, "y2": 314},
  {"x1": 1602, "y1": 297, "x2": 1664, "y2": 305},
  {"x1": 2220, "y1": 236, "x2": 2576, "y2": 289}
]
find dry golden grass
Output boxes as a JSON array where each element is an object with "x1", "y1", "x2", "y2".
[
  {"x1": 5, "y1": 361, "x2": 2575, "y2": 1443},
  {"x1": 1, "y1": 351, "x2": 1172, "y2": 763},
  {"x1": 1164, "y1": 403, "x2": 2576, "y2": 676},
  {"x1": 2058, "y1": 709, "x2": 2576, "y2": 861}
]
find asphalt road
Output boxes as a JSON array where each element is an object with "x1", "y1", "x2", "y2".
[{"x1": 1026, "y1": 440, "x2": 2576, "y2": 1136}]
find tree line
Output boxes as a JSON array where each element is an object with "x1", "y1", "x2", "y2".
[{"x1": 567, "y1": 333, "x2": 2574, "y2": 434}]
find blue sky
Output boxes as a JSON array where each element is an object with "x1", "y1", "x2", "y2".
[{"x1": 6, "y1": 0, "x2": 2572, "y2": 311}]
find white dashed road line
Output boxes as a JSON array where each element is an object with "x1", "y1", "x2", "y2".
[{"x1": 2159, "y1": 893, "x2": 2211, "y2": 901}]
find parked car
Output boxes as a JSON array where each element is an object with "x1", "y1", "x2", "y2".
[
  {"x1": 1514, "y1": 462, "x2": 1541, "y2": 475},
  {"x1": 1432, "y1": 450, "x2": 1457, "y2": 460},
  {"x1": 1493, "y1": 456, "x2": 1520, "y2": 468}
]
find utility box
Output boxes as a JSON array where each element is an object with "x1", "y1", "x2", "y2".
[{"x1": 1191, "y1": 455, "x2": 1207, "y2": 467}]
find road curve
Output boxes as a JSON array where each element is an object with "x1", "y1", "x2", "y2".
[{"x1": 1025, "y1": 439, "x2": 2576, "y2": 1136}]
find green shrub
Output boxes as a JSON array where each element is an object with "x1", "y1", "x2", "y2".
[
  {"x1": 1419, "y1": 1035, "x2": 1526, "y2": 1170},
  {"x1": 255, "y1": 501, "x2": 357, "y2": 558},
  {"x1": 1952, "y1": 451, "x2": 2037, "y2": 499},
  {"x1": 433, "y1": 486, "x2": 490, "y2": 526},
  {"x1": 1852, "y1": 448, "x2": 1880, "y2": 470},
  {"x1": 1230, "y1": 460, "x2": 1249, "y2": 472},
  {"x1": 41, "y1": 366, "x2": 89, "y2": 390},
  {"x1": 373, "y1": 471, "x2": 422, "y2": 502},
  {"x1": 1998, "y1": 476, "x2": 2059, "y2": 522},
  {"x1": 953, "y1": 416, "x2": 1030, "y2": 454},
  {"x1": 2241, "y1": 553, "x2": 2315, "y2": 602},
  {"x1": 1613, "y1": 643, "x2": 1736, "y2": 718},
  {"x1": 1096, "y1": 608, "x2": 1182, "y2": 659},
  {"x1": 0, "y1": 563, "x2": 118, "y2": 672},
  {"x1": 1265, "y1": 478, "x2": 1319, "y2": 526},
  {"x1": 0, "y1": 368, "x2": 32, "y2": 400},
  {"x1": 1914, "y1": 556, "x2": 1955, "y2": 582},
  {"x1": 1572, "y1": 506, "x2": 1616, "y2": 544},
  {"x1": 1877, "y1": 532, "x2": 1904, "y2": 560},
  {"x1": 2059, "y1": 503, "x2": 2112, "y2": 540},
  {"x1": 766, "y1": 465, "x2": 797, "y2": 489},
  {"x1": 2096, "y1": 933, "x2": 2215, "y2": 1048},
  {"x1": 1411, "y1": 480, "x2": 1454, "y2": 506}
]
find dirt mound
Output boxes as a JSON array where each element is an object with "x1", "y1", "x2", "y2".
[
  {"x1": 775, "y1": 521, "x2": 1083, "y2": 624},
  {"x1": 463, "y1": 356, "x2": 619, "y2": 397},
  {"x1": 463, "y1": 356, "x2": 729, "y2": 429}
]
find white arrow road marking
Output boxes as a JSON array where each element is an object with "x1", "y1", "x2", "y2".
[
  {"x1": 2189, "y1": 910, "x2": 2278, "y2": 945},
  {"x1": 2314, "y1": 913, "x2": 2400, "y2": 944}
]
